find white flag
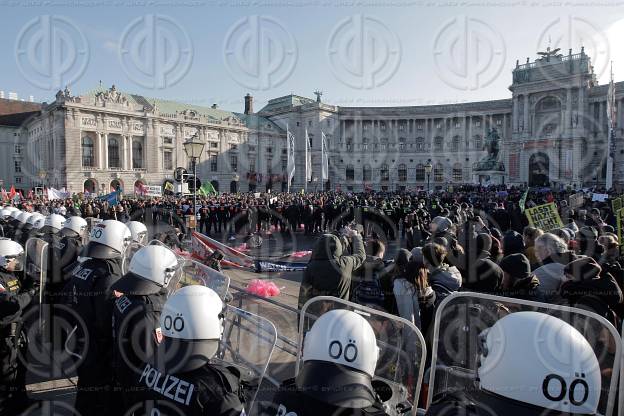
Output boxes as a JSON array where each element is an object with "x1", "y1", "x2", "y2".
[
  {"x1": 321, "y1": 132, "x2": 329, "y2": 182},
  {"x1": 305, "y1": 129, "x2": 312, "y2": 183},
  {"x1": 286, "y1": 126, "x2": 296, "y2": 190}
]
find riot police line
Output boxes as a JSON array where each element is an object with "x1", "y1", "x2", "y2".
[{"x1": 0, "y1": 206, "x2": 623, "y2": 416}]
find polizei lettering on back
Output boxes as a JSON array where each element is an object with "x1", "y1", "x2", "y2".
[{"x1": 139, "y1": 363, "x2": 195, "y2": 406}]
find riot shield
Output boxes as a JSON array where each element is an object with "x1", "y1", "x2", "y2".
[
  {"x1": 121, "y1": 241, "x2": 144, "y2": 275},
  {"x1": 177, "y1": 258, "x2": 231, "y2": 300},
  {"x1": 429, "y1": 292, "x2": 621, "y2": 416},
  {"x1": 24, "y1": 237, "x2": 49, "y2": 328},
  {"x1": 214, "y1": 305, "x2": 278, "y2": 415},
  {"x1": 297, "y1": 296, "x2": 427, "y2": 415}
]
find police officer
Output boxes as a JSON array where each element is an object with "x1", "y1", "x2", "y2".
[
  {"x1": 426, "y1": 311, "x2": 601, "y2": 415},
  {"x1": 111, "y1": 245, "x2": 179, "y2": 411},
  {"x1": 134, "y1": 285, "x2": 245, "y2": 416},
  {"x1": 14, "y1": 212, "x2": 35, "y2": 247},
  {"x1": 263, "y1": 309, "x2": 391, "y2": 416},
  {"x1": 127, "y1": 221, "x2": 149, "y2": 245},
  {"x1": 5, "y1": 210, "x2": 22, "y2": 240},
  {"x1": 53, "y1": 216, "x2": 88, "y2": 275},
  {"x1": 0, "y1": 239, "x2": 35, "y2": 415},
  {"x1": 0, "y1": 208, "x2": 13, "y2": 237},
  {"x1": 64, "y1": 220, "x2": 132, "y2": 416}
]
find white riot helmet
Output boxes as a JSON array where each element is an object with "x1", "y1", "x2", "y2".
[
  {"x1": 84, "y1": 220, "x2": 132, "y2": 259},
  {"x1": 27, "y1": 213, "x2": 44, "y2": 226},
  {"x1": 111, "y1": 245, "x2": 180, "y2": 295},
  {"x1": 42, "y1": 214, "x2": 66, "y2": 233},
  {"x1": 127, "y1": 221, "x2": 148, "y2": 245},
  {"x1": 62, "y1": 216, "x2": 88, "y2": 237},
  {"x1": 0, "y1": 239, "x2": 24, "y2": 271},
  {"x1": 299, "y1": 309, "x2": 380, "y2": 408},
  {"x1": 5, "y1": 207, "x2": 18, "y2": 213},
  {"x1": 17, "y1": 212, "x2": 33, "y2": 224},
  {"x1": 0, "y1": 209, "x2": 12, "y2": 219},
  {"x1": 33, "y1": 217, "x2": 45, "y2": 229},
  {"x1": 478, "y1": 311, "x2": 601, "y2": 415},
  {"x1": 10, "y1": 210, "x2": 21, "y2": 220},
  {"x1": 159, "y1": 285, "x2": 224, "y2": 373}
]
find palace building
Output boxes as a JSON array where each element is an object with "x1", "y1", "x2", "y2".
[{"x1": 1, "y1": 47, "x2": 623, "y2": 194}]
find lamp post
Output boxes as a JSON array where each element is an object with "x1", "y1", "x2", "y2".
[
  {"x1": 313, "y1": 176, "x2": 318, "y2": 192},
  {"x1": 424, "y1": 160, "x2": 433, "y2": 194},
  {"x1": 183, "y1": 134, "x2": 205, "y2": 230}
]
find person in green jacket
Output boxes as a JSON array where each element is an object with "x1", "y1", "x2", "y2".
[{"x1": 298, "y1": 226, "x2": 366, "y2": 309}]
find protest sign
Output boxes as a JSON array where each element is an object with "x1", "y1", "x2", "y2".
[
  {"x1": 144, "y1": 185, "x2": 162, "y2": 197},
  {"x1": 612, "y1": 196, "x2": 622, "y2": 214},
  {"x1": 617, "y1": 208, "x2": 624, "y2": 254},
  {"x1": 525, "y1": 202, "x2": 564, "y2": 232}
]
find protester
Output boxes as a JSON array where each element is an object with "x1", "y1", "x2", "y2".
[{"x1": 298, "y1": 226, "x2": 366, "y2": 308}]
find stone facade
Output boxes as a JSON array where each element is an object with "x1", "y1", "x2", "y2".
[{"x1": 4, "y1": 48, "x2": 624, "y2": 194}]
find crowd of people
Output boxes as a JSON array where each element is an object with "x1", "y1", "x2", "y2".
[{"x1": 0, "y1": 184, "x2": 622, "y2": 415}]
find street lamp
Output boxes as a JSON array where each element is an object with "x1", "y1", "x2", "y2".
[
  {"x1": 424, "y1": 159, "x2": 433, "y2": 194},
  {"x1": 183, "y1": 134, "x2": 205, "y2": 229}
]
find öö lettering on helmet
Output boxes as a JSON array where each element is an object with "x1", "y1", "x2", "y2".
[
  {"x1": 328, "y1": 339, "x2": 358, "y2": 363},
  {"x1": 163, "y1": 314, "x2": 185, "y2": 332},
  {"x1": 139, "y1": 363, "x2": 195, "y2": 405},
  {"x1": 542, "y1": 373, "x2": 589, "y2": 406}
]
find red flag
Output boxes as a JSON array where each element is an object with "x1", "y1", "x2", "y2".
[{"x1": 8, "y1": 186, "x2": 16, "y2": 199}]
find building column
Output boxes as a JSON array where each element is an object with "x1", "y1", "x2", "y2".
[
  {"x1": 129, "y1": 136, "x2": 134, "y2": 169},
  {"x1": 523, "y1": 95, "x2": 530, "y2": 134},
  {"x1": 599, "y1": 101, "x2": 605, "y2": 133},
  {"x1": 503, "y1": 114, "x2": 507, "y2": 139},
  {"x1": 96, "y1": 133, "x2": 103, "y2": 169},
  {"x1": 566, "y1": 88, "x2": 572, "y2": 134},
  {"x1": 468, "y1": 116, "x2": 473, "y2": 149},
  {"x1": 122, "y1": 136, "x2": 128, "y2": 170},
  {"x1": 512, "y1": 96, "x2": 518, "y2": 132},
  {"x1": 482, "y1": 115, "x2": 487, "y2": 139},
  {"x1": 103, "y1": 133, "x2": 109, "y2": 170}
]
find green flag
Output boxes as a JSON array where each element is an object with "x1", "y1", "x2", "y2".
[
  {"x1": 198, "y1": 182, "x2": 217, "y2": 196},
  {"x1": 519, "y1": 189, "x2": 528, "y2": 212}
]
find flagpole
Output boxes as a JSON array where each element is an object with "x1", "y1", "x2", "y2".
[
  {"x1": 606, "y1": 61, "x2": 615, "y2": 190},
  {"x1": 287, "y1": 124, "x2": 291, "y2": 194}
]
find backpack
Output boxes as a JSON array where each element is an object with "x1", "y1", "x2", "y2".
[{"x1": 352, "y1": 277, "x2": 386, "y2": 310}]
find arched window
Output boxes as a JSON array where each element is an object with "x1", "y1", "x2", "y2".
[
  {"x1": 451, "y1": 136, "x2": 461, "y2": 152},
  {"x1": 434, "y1": 136, "x2": 444, "y2": 151},
  {"x1": 398, "y1": 164, "x2": 407, "y2": 181},
  {"x1": 108, "y1": 137, "x2": 120, "y2": 168},
  {"x1": 434, "y1": 163, "x2": 444, "y2": 182},
  {"x1": 362, "y1": 137, "x2": 368, "y2": 151},
  {"x1": 415, "y1": 137, "x2": 425, "y2": 152},
  {"x1": 363, "y1": 164, "x2": 372, "y2": 182},
  {"x1": 415, "y1": 164, "x2": 425, "y2": 181},
  {"x1": 453, "y1": 163, "x2": 463, "y2": 182},
  {"x1": 380, "y1": 164, "x2": 389, "y2": 181},
  {"x1": 132, "y1": 139, "x2": 144, "y2": 169},
  {"x1": 82, "y1": 136, "x2": 94, "y2": 167},
  {"x1": 346, "y1": 165, "x2": 355, "y2": 181},
  {"x1": 211, "y1": 180, "x2": 219, "y2": 192}
]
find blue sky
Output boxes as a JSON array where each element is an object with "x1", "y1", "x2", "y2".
[{"x1": 2, "y1": 1, "x2": 624, "y2": 111}]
